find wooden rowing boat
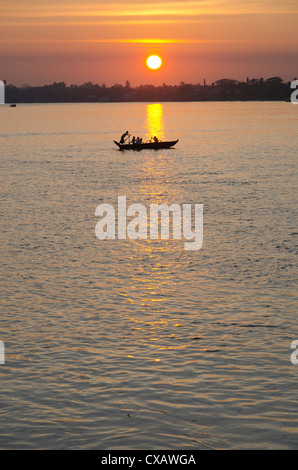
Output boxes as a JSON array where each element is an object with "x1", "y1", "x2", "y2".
[{"x1": 113, "y1": 139, "x2": 179, "y2": 150}]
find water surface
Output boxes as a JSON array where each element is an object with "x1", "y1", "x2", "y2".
[{"x1": 0, "y1": 102, "x2": 297, "y2": 449}]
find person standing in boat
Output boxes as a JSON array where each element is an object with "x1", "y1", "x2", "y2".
[{"x1": 120, "y1": 131, "x2": 129, "y2": 144}]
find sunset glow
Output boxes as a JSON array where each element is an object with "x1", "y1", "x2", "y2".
[{"x1": 1, "y1": 0, "x2": 297, "y2": 85}]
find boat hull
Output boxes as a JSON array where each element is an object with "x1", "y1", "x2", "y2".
[{"x1": 114, "y1": 140, "x2": 179, "y2": 150}]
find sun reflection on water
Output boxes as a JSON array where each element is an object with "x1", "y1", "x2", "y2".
[
  {"x1": 146, "y1": 103, "x2": 165, "y2": 142},
  {"x1": 114, "y1": 104, "x2": 190, "y2": 355}
]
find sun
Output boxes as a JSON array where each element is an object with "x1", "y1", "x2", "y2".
[{"x1": 146, "y1": 55, "x2": 162, "y2": 70}]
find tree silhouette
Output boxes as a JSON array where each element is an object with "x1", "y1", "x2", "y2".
[{"x1": 4, "y1": 77, "x2": 292, "y2": 103}]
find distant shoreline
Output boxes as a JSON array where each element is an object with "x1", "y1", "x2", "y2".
[
  {"x1": 3, "y1": 99, "x2": 292, "y2": 104},
  {"x1": 4, "y1": 77, "x2": 294, "y2": 103}
]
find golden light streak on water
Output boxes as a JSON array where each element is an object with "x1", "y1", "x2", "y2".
[{"x1": 146, "y1": 103, "x2": 165, "y2": 142}]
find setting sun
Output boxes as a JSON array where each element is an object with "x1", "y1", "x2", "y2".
[{"x1": 146, "y1": 55, "x2": 162, "y2": 70}]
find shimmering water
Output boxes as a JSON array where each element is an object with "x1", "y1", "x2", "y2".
[{"x1": 0, "y1": 102, "x2": 297, "y2": 450}]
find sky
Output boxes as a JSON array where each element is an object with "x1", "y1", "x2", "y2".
[{"x1": 1, "y1": 0, "x2": 297, "y2": 86}]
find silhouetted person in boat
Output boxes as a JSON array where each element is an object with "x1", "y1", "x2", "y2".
[
  {"x1": 120, "y1": 131, "x2": 129, "y2": 144},
  {"x1": 136, "y1": 137, "x2": 142, "y2": 144},
  {"x1": 153, "y1": 136, "x2": 159, "y2": 143},
  {"x1": 132, "y1": 136, "x2": 136, "y2": 144}
]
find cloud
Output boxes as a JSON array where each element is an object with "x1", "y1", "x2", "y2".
[{"x1": 1, "y1": 0, "x2": 297, "y2": 20}]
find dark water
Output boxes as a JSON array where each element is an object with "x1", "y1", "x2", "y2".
[{"x1": 0, "y1": 102, "x2": 297, "y2": 449}]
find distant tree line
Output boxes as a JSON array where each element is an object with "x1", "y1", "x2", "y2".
[{"x1": 4, "y1": 77, "x2": 295, "y2": 103}]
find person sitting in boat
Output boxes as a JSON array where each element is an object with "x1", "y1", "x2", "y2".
[
  {"x1": 132, "y1": 136, "x2": 136, "y2": 144},
  {"x1": 153, "y1": 136, "x2": 159, "y2": 143},
  {"x1": 120, "y1": 131, "x2": 129, "y2": 144},
  {"x1": 136, "y1": 137, "x2": 142, "y2": 144}
]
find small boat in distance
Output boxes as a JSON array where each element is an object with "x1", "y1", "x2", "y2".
[{"x1": 114, "y1": 139, "x2": 179, "y2": 150}]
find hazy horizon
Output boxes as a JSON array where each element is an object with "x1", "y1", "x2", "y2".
[
  {"x1": 1, "y1": 0, "x2": 297, "y2": 87},
  {"x1": 4, "y1": 75, "x2": 296, "y2": 88}
]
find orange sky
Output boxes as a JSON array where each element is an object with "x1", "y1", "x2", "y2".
[{"x1": 1, "y1": 0, "x2": 297, "y2": 86}]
